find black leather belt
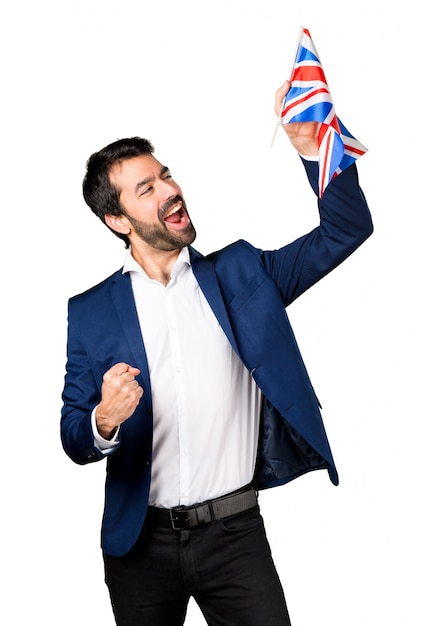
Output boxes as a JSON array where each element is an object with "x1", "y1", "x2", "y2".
[{"x1": 147, "y1": 484, "x2": 258, "y2": 531}]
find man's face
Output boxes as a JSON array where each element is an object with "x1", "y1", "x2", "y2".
[{"x1": 108, "y1": 154, "x2": 196, "y2": 251}]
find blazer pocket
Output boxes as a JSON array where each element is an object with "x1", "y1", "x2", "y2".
[{"x1": 228, "y1": 275, "x2": 265, "y2": 313}]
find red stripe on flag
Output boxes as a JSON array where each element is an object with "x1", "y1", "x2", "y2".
[
  {"x1": 282, "y1": 87, "x2": 330, "y2": 118},
  {"x1": 291, "y1": 66, "x2": 327, "y2": 83},
  {"x1": 319, "y1": 127, "x2": 332, "y2": 197},
  {"x1": 344, "y1": 144, "x2": 366, "y2": 156}
]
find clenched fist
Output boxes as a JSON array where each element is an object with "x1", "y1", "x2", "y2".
[{"x1": 96, "y1": 362, "x2": 144, "y2": 439}]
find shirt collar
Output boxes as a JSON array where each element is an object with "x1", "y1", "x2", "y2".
[{"x1": 122, "y1": 247, "x2": 191, "y2": 280}]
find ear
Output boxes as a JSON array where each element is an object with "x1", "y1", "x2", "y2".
[{"x1": 104, "y1": 214, "x2": 131, "y2": 235}]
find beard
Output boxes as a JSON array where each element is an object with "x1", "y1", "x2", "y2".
[{"x1": 124, "y1": 196, "x2": 196, "y2": 251}]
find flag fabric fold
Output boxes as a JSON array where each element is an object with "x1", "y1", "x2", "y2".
[{"x1": 280, "y1": 27, "x2": 367, "y2": 197}]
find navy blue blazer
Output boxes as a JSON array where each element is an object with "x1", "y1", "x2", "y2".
[{"x1": 61, "y1": 159, "x2": 373, "y2": 557}]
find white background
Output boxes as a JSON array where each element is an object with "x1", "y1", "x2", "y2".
[{"x1": 1, "y1": 1, "x2": 421, "y2": 624}]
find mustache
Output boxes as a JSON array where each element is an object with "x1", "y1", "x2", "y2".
[{"x1": 159, "y1": 195, "x2": 185, "y2": 218}]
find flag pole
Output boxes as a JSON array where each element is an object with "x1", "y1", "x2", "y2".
[{"x1": 270, "y1": 25, "x2": 304, "y2": 148}]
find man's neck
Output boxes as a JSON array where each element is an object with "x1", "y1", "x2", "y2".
[{"x1": 130, "y1": 245, "x2": 182, "y2": 286}]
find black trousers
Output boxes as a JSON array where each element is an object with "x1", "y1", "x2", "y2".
[{"x1": 103, "y1": 505, "x2": 291, "y2": 626}]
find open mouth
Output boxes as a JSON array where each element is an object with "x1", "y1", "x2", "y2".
[{"x1": 163, "y1": 201, "x2": 189, "y2": 227}]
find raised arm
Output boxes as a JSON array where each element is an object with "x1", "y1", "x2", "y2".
[{"x1": 262, "y1": 82, "x2": 373, "y2": 306}]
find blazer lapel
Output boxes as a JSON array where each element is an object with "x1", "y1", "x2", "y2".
[
  {"x1": 109, "y1": 271, "x2": 152, "y2": 397},
  {"x1": 190, "y1": 247, "x2": 239, "y2": 356}
]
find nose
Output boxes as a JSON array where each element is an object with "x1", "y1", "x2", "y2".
[{"x1": 159, "y1": 177, "x2": 181, "y2": 199}]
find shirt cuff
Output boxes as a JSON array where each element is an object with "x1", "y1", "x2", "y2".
[
  {"x1": 91, "y1": 407, "x2": 120, "y2": 453},
  {"x1": 299, "y1": 153, "x2": 319, "y2": 161}
]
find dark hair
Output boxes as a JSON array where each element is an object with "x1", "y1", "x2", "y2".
[{"x1": 82, "y1": 137, "x2": 155, "y2": 247}]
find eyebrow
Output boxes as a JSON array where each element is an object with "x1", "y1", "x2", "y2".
[{"x1": 134, "y1": 165, "x2": 169, "y2": 195}]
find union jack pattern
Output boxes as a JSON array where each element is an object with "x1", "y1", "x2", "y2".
[{"x1": 281, "y1": 28, "x2": 367, "y2": 197}]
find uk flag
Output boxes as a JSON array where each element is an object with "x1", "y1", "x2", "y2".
[{"x1": 281, "y1": 28, "x2": 367, "y2": 197}]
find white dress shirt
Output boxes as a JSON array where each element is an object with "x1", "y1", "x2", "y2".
[{"x1": 93, "y1": 247, "x2": 262, "y2": 508}]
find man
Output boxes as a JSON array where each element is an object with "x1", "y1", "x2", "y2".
[{"x1": 61, "y1": 81, "x2": 373, "y2": 625}]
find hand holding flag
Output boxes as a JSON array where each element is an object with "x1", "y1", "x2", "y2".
[
  {"x1": 274, "y1": 81, "x2": 320, "y2": 156},
  {"x1": 273, "y1": 27, "x2": 367, "y2": 198}
]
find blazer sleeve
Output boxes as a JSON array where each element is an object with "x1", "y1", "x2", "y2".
[
  {"x1": 262, "y1": 158, "x2": 373, "y2": 306},
  {"x1": 60, "y1": 300, "x2": 109, "y2": 465}
]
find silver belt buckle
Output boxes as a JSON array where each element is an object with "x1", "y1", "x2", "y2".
[{"x1": 169, "y1": 506, "x2": 191, "y2": 530}]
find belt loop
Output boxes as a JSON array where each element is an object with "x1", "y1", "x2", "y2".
[
  {"x1": 207, "y1": 500, "x2": 216, "y2": 523},
  {"x1": 194, "y1": 504, "x2": 210, "y2": 525}
]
